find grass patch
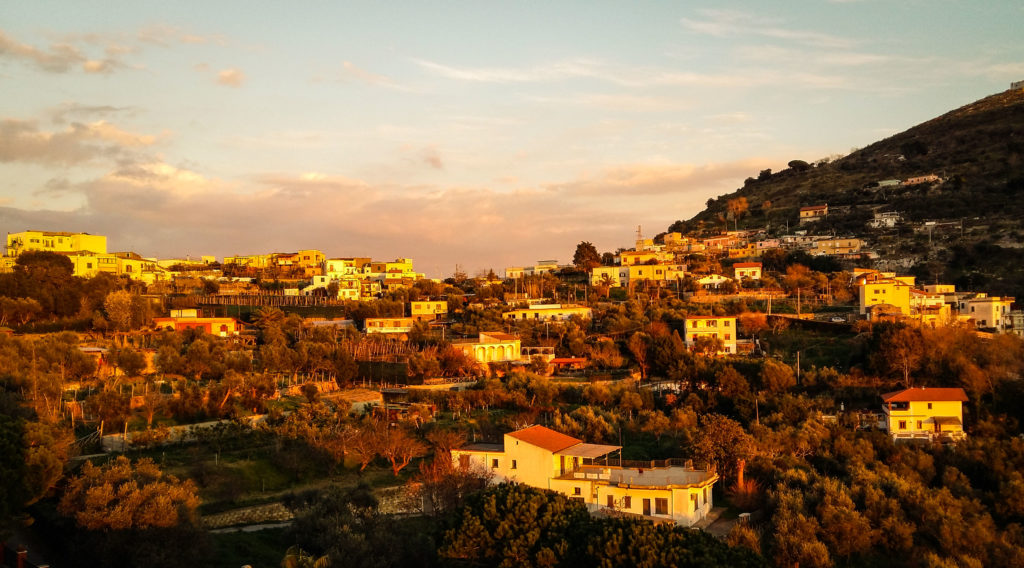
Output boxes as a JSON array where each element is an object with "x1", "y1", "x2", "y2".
[{"x1": 209, "y1": 526, "x2": 291, "y2": 568}]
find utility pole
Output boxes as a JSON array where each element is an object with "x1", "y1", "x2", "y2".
[{"x1": 795, "y1": 351, "x2": 801, "y2": 384}]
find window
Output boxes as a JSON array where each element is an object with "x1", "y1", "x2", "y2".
[
  {"x1": 725, "y1": 320, "x2": 731, "y2": 327},
  {"x1": 623, "y1": 496, "x2": 631, "y2": 509},
  {"x1": 655, "y1": 498, "x2": 668, "y2": 515},
  {"x1": 511, "y1": 460, "x2": 517, "y2": 470},
  {"x1": 725, "y1": 334, "x2": 731, "y2": 340},
  {"x1": 703, "y1": 488, "x2": 708, "y2": 504},
  {"x1": 491, "y1": 459, "x2": 499, "y2": 469},
  {"x1": 917, "y1": 421, "x2": 923, "y2": 429},
  {"x1": 928, "y1": 403, "x2": 933, "y2": 410},
  {"x1": 574, "y1": 487, "x2": 581, "y2": 496},
  {"x1": 898, "y1": 420, "x2": 907, "y2": 430},
  {"x1": 607, "y1": 495, "x2": 615, "y2": 508}
]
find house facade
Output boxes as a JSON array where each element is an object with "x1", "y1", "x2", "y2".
[
  {"x1": 881, "y1": 388, "x2": 967, "y2": 442},
  {"x1": 959, "y1": 294, "x2": 1014, "y2": 332},
  {"x1": 502, "y1": 304, "x2": 593, "y2": 322},
  {"x1": 799, "y1": 205, "x2": 828, "y2": 224},
  {"x1": 6, "y1": 230, "x2": 108, "y2": 257},
  {"x1": 452, "y1": 332, "x2": 522, "y2": 364},
  {"x1": 451, "y1": 425, "x2": 717, "y2": 526},
  {"x1": 733, "y1": 262, "x2": 762, "y2": 281},
  {"x1": 856, "y1": 270, "x2": 914, "y2": 316},
  {"x1": 364, "y1": 317, "x2": 415, "y2": 335},
  {"x1": 411, "y1": 300, "x2": 448, "y2": 322},
  {"x1": 682, "y1": 315, "x2": 737, "y2": 354},
  {"x1": 153, "y1": 315, "x2": 242, "y2": 337}
]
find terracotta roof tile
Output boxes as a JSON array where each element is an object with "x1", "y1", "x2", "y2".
[
  {"x1": 881, "y1": 387, "x2": 968, "y2": 403},
  {"x1": 506, "y1": 425, "x2": 581, "y2": 452}
]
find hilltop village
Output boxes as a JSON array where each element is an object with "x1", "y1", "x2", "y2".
[{"x1": 3, "y1": 214, "x2": 1024, "y2": 568}]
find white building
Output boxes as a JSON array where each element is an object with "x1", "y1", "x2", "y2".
[{"x1": 452, "y1": 425, "x2": 717, "y2": 526}]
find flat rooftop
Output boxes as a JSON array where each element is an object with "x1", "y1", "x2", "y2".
[{"x1": 557, "y1": 464, "x2": 716, "y2": 488}]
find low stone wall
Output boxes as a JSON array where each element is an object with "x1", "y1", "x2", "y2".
[{"x1": 201, "y1": 502, "x2": 293, "y2": 529}]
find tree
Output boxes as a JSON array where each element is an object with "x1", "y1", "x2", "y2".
[
  {"x1": 760, "y1": 359, "x2": 796, "y2": 393},
  {"x1": 627, "y1": 332, "x2": 650, "y2": 381},
  {"x1": 727, "y1": 197, "x2": 749, "y2": 230},
  {"x1": 693, "y1": 414, "x2": 755, "y2": 483},
  {"x1": 692, "y1": 336, "x2": 725, "y2": 357},
  {"x1": 573, "y1": 241, "x2": 601, "y2": 272},
  {"x1": 281, "y1": 546, "x2": 330, "y2": 568},
  {"x1": 440, "y1": 483, "x2": 591, "y2": 567},
  {"x1": 104, "y1": 290, "x2": 134, "y2": 333},
  {"x1": 379, "y1": 428, "x2": 428, "y2": 476},
  {"x1": 870, "y1": 324, "x2": 924, "y2": 386},
  {"x1": 783, "y1": 264, "x2": 815, "y2": 315},
  {"x1": 58, "y1": 456, "x2": 200, "y2": 530},
  {"x1": 110, "y1": 346, "x2": 147, "y2": 378}
]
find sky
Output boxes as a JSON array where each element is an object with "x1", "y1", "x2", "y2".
[{"x1": 1, "y1": 1, "x2": 1022, "y2": 278}]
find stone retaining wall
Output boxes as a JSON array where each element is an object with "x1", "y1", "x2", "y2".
[{"x1": 201, "y1": 502, "x2": 293, "y2": 529}]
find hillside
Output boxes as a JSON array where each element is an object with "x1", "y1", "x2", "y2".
[{"x1": 671, "y1": 86, "x2": 1024, "y2": 298}]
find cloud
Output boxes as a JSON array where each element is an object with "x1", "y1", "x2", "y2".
[
  {"x1": 340, "y1": 60, "x2": 393, "y2": 86},
  {"x1": 681, "y1": 9, "x2": 854, "y2": 49},
  {"x1": 0, "y1": 29, "x2": 88, "y2": 73},
  {"x1": 401, "y1": 145, "x2": 444, "y2": 169},
  {"x1": 0, "y1": 28, "x2": 132, "y2": 74},
  {"x1": 48, "y1": 103, "x2": 133, "y2": 125},
  {"x1": 414, "y1": 57, "x2": 613, "y2": 84},
  {"x1": 548, "y1": 159, "x2": 774, "y2": 198},
  {"x1": 217, "y1": 68, "x2": 245, "y2": 87},
  {"x1": 136, "y1": 25, "x2": 226, "y2": 47},
  {"x1": 414, "y1": 56, "x2": 847, "y2": 90},
  {"x1": 0, "y1": 119, "x2": 158, "y2": 165},
  {"x1": 526, "y1": 93, "x2": 691, "y2": 112},
  {"x1": 0, "y1": 156, "x2": 773, "y2": 275}
]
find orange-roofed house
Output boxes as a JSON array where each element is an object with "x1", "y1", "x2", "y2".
[
  {"x1": 799, "y1": 204, "x2": 828, "y2": 224},
  {"x1": 733, "y1": 262, "x2": 762, "y2": 281},
  {"x1": 451, "y1": 425, "x2": 718, "y2": 526},
  {"x1": 881, "y1": 387, "x2": 968, "y2": 442}
]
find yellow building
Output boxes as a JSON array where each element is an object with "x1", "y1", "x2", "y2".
[
  {"x1": 503, "y1": 304, "x2": 593, "y2": 322},
  {"x1": 733, "y1": 262, "x2": 762, "y2": 281},
  {"x1": 452, "y1": 332, "x2": 521, "y2": 364},
  {"x1": 799, "y1": 204, "x2": 828, "y2": 223},
  {"x1": 5, "y1": 230, "x2": 107, "y2": 257},
  {"x1": 619, "y1": 250, "x2": 672, "y2": 266},
  {"x1": 152, "y1": 315, "x2": 242, "y2": 337},
  {"x1": 881, "y1": 387, "x2": 967, "y2": 442},
  {"x1": 682, "y1": 316, "x2": 737, "y2": 354},
  {"x1": 591, "y1": 266, "x2": 628, "y2": 287},
  {"x1": 224, "y1": 253, "x2": 275, "y2": 269},
  {"x1": 411, "y1": 300, "x2": 448, "y2": 321},
  {"x1": 61, "y1": 251, "x2": 168, "y2": 284},
  {"x1": 727, "y1": 243, "x2": 759, "y2": 259},
  {"x1": 451, "y1": 425, "x2": 717, "y2": 526},
  {"x1": 856, "y1": 270, "x2": 914, "y2": 316},
  {"x1": 812, "y1": 238, "x2": 862, "y2": 256},
  {"x1": 325, "y1": 257, "x2": 372, "y2": 278},
  {"x1": 364, "y1": 317, "x2": 415, "y2": 335}
]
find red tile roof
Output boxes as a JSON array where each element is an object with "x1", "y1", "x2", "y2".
[
  {"x1": 506, "y1": 425, "x2": 581, "y2": 452},
  {"x1": 733, "y1": 262, "x2": 762, "y2": 268},
  {"x1": 881, "y1": 387, "x2": 968, "y2": 403}
]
